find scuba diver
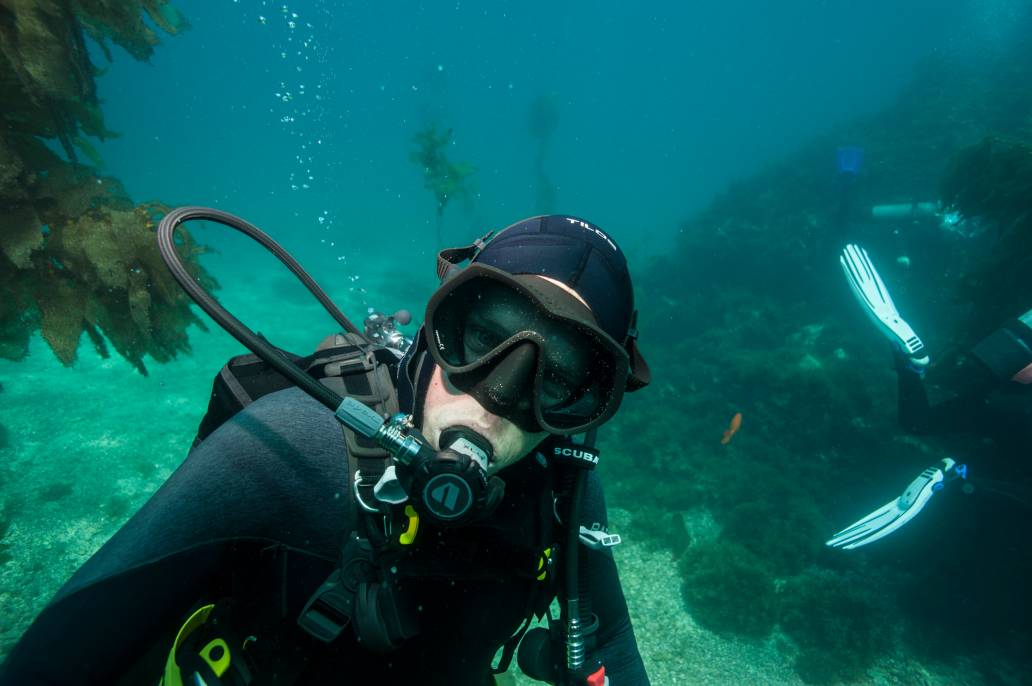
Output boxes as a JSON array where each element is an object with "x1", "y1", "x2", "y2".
[
  {"x1": 0, "y1": 212, "x2": 652, "y2": 685},
  {"x1": 827, "y1": 244, "x2": 1032, "y2": 549}
]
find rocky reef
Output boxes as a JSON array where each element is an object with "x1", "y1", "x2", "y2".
[{"x1": 606, "y1": 15, "x2": 1032, "y2": 685}]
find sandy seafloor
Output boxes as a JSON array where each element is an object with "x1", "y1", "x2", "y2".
[{"x1": 0, "y1": 254, "x2": 989, "y2": 685}]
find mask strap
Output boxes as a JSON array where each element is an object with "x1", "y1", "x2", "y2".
[
  {"x1": 436, "y1": 231, "x2": 495, "y2": 282},
  {"x1": 624, "y1": 309, "x2": 639, "y2": 346},
  {"x1": 624, "y1": 309, "x2": 650, "y2": 391}
]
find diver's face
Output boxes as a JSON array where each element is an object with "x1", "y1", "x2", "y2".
[
  {"x1": 421, "y1": 364, "x2": 547, "y2": 474},
  {"x1": 419, "y1": 276, "x2": 590, "y2": 474}
]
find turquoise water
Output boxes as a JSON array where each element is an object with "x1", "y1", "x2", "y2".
[
  {"x1": 93, "y1": 0, "x2": 973, "y2": 266},
  {"x1": 3, "y1": 1, "x2": 1032, "y2": 683}
]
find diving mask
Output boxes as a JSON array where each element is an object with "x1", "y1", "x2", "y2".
[{"x1": 424, "y1": 264, "x2": 630, "y2": 435}]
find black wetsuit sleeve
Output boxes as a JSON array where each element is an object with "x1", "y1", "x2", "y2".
[
  {"x1": 0, "y1": 388, "x2": 350, "y2": 685},
  {"x1": 896, "y1": 352, "x2": 995, "y2": 435},
  {"x1": 579, "y1": 472, "x2": 650, "y2": 686}
]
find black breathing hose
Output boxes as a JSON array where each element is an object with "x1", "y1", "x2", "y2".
[{"x1": 156, "y1": 206, "x2": 362, "y2": 413}]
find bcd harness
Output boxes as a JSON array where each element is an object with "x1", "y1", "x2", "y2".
[{"x1": 164, "y1": 332, "x2": 562, "y2": 685}]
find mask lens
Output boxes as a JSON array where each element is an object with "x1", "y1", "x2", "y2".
[
  {"x1": 431, "y1": 279, "x2": 538, "y2": 366},
  {"x1": 428, "y1": 273, "x2": 627, "y2": 432},
  {"x1": 538, "y1": 329, "x2": 619, "y2": 430}
]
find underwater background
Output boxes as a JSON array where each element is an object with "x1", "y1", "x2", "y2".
[{"x1": 2, "y1": 0, "x2": 1032, "y2": 683}]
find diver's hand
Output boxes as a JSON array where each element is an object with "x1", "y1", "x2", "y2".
[
  {"x1": 826, "y1": 458, "x2": 966, "y2": 549},
  {"x1": 840, "y1": 244, "x2": 930, "y2": 372}
]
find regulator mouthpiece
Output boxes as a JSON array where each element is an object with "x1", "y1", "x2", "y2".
[
  {"x1": 439, "y1": 426, "x2": 493, "y2": 471},
  {"x1": 334, "y1": 398, "x2": 502, "y2": 525}
]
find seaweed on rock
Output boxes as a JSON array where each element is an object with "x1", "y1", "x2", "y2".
[
  {"x1": 779, "y1": 570, "x2": 891, "y2": 685},
  {"x1": 679, "y1": 540, "x2": 778, "y2": 638},
  {"x1": 940, "y1": 137, "x2": 1032, "y2": 342},
  {"x1": 602, "y1": 17, "x2": 1032, "y2": 684}
]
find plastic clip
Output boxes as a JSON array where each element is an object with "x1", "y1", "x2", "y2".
[
  {"x1": 353, "y1": 471, "x2": 381, "y2": 513},
  {"x1": 579, "y1": 525, "x2": 621, "y2": 550}
]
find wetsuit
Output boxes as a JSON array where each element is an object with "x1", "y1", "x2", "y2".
[
  {"x1": 0, "y1": 387, "x2": 648, "y2": 685},
  {"x1": 896, "y1": 353, "x2": 1032, "y2": 459}
]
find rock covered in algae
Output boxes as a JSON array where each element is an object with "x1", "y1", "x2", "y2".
[
  {"x1": 603, "y1": 25, "x2": 1032, "y2": 685},
  {"x1": 679, "y1": 539, "x2": 778, "y2": 638},
  {"x1": 940, "y1": 136, "x2": 1032, "y2": 341},
  {"x1": 0, "y1": 0, "x2": 213, "y2": 374}
]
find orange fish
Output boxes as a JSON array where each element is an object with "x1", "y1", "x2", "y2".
[{"x1": 721, "y1": 412, "x2": 742, "y2": 445}]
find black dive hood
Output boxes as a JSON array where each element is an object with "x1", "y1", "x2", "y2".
[
  {"x1": 971, "y1": 307, "x2": 1032, "y2": 384},
  {"x1": 396, "y1": 324, "x2": 434, "y2": 425}
]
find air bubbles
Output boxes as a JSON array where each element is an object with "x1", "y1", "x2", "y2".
[{"x1": 237, "y1": 0, "x2": 332, "y2": 194}]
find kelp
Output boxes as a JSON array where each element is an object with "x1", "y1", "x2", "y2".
[
  {"x1": 527, "y1": 93, "x2": 559, "y2": 213},
  {"x1": 0, "y1": 0, "x2": 211, "y2": 374},
  {"x1": 410, "y1": 123, "x2": 476, "y2": 247}
]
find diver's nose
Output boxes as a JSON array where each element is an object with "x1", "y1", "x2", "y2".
[{"x1": 484, "y1": 341, "x2": 537, "y2": 410}]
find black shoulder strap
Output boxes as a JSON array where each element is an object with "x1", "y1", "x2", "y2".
[
  {"x1": 192, "y1": 350, "x2": 305, "y2": 448},
  {"x1": 311, "y1": 333, "x2": 400, "y2": 518},
  {"x1": 191, "y1": 332, "x2": 400, "y2": 462}
]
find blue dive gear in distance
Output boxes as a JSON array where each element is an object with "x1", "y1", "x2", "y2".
[{"x1": 836, "y1": 146, "x2": 864, "y2": 175}]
